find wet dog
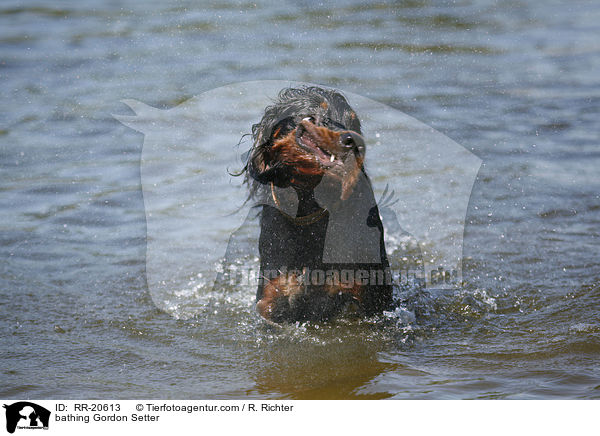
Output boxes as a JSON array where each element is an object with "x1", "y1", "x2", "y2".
[{"x1": 243, "y1": 86, "x2": 392, "y2": 323}]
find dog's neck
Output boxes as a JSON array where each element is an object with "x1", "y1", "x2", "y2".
[
  {"x1": 269, "y1": 182, "x2": 327, "y2": 226},
  {"x1": 294, "y1": 188, "x2": 322, "y2": 217}
]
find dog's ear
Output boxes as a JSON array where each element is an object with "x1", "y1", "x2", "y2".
[
  {"x1": 247, "y1": 147, "x2": 290, "y2": 187},
  {"x1": 339, "y1": 131, "x2": 365, "y2": 200},
  {"x1": 248, "y1": 117, "x2": 298, "y2": 187},
  {"x1": 340, "y1": 153, "x2": 363, "y2": 200}
]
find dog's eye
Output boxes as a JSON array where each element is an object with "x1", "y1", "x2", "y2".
[
  {"x1": 271, "y1": 117, "x2": 296, "y2": 140},
  {"x1": 302, "y1": 116, "x2": 316, "y2": 124}
]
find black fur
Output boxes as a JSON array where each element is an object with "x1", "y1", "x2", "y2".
[{"x1": 243, "y1": 86, "x2": 393, "y2": 323}]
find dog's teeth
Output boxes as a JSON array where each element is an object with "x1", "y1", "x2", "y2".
[{"x1": 330, "y1": 154, "x2": 335, "y2": 162}]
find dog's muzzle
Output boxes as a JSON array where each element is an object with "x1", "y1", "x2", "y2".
[{"x1": 295, "y1": 120, "x2": 365, "y2": 169}]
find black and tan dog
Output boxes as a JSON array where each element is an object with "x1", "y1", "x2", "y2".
[{"x1": 243, "y1": 86, "x2": 393, "y2": 323}]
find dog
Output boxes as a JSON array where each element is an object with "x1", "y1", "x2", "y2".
[{"x1": 243, "y1": 86, "x2": 393, "y2": 323}]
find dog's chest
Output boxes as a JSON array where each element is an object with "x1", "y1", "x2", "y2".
[{"x1": 259, "y1": 205, "x2": 329, "y2": 269}]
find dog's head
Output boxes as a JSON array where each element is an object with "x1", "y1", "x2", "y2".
[{"x1": 245, "y1": 86, "x2": 366, "y2": 200}]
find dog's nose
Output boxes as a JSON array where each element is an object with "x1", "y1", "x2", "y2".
[{"x1": 340, "y1": 131, "x2": 365, "y2": 155}]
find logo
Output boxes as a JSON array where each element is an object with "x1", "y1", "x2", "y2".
[
  {"x1": 3, "y1": 402, "x2": 50, "y2": 434},
  {"x1": 115, "y1": 81, "x2": 481, "y2": 319}
]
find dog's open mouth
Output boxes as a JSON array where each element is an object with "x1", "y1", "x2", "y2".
[
  {"x1": 268, "y1": 119, "x2": 365, "y2": 199},
  {"x1": 295, "y1": 121, "x2": 347, "y2": 169}
]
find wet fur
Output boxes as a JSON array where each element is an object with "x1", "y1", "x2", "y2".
[{"x1": 243, "y1": 86, "x2": 393, "y2": 323}]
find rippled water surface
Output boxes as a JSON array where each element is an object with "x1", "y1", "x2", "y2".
[{"x1": 1, "y1": 0, "x2": 599, "y2": 399}]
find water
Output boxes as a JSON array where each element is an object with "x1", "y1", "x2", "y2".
[{"x1": 1, "y1": 0, "x2": 599, "y2": 399}]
